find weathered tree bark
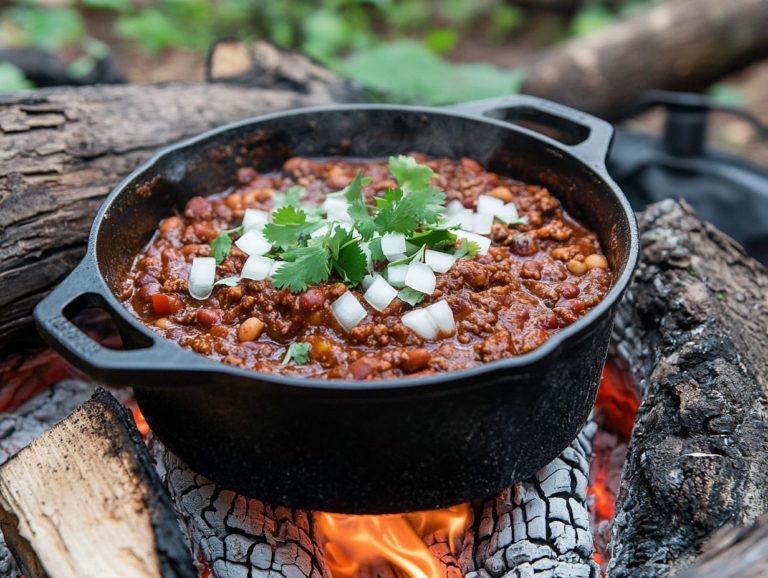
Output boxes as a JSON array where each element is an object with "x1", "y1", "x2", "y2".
[
  {"x1": 522, "y1": 0, "x2": 768, "y2": 119},
  {"x1": 0, "y1": 388, "x2": 196, "y2": 578},
  {"x1": 607, "y1": 199, "x2": 768, "y2": 577},
  {"x1": 0, "y1": 56, "x2": 358, "y2": 350}
]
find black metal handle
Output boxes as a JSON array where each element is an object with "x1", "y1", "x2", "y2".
[
  {"x1": 34, "y1": 261, "x2": 198, "y2": 387},
  {"x1": 448, "y1": 95, "x2": 615, "y2": 170}
]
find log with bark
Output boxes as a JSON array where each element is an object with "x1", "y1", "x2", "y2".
[
  {"x1": 0, "y1": 387, "x2": 196, "y2": 578},
  {"x1": 607, "y1": 199, "x2": 768, "y2": 577},
  {"x1": 0, "y1": 47, "x2": 359, "y2": 350},
  {"x1": 521, "y1": 0, "x2": 768, "y2": 119}
]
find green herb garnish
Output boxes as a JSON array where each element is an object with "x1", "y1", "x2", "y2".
[
  {"x1": 282, "y1": 342, "x2": 311, "y2": 365},
  {"x1": 210, "y1": 225, "x2": 243, "y2": 265},
  {"x1": 397, "y1": 287, "x2": 425, "y2": 306},
  {"x1": 453, "y1": 238, "x2": 481, "y2": 258}
]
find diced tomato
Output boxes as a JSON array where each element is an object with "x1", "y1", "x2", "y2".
[{"x1": 151, "y1": 293, "x2": 183, "y2": 316}]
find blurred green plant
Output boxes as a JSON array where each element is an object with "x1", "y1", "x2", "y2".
[
  {"x1": 0, "y1": 0, "x2": 535, "y2": 101},
  {"x1": 0, "y1": 62, "x2": 33, "y2": 91}
]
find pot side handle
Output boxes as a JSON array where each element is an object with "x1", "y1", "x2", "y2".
[
  {"x1": 447, "y1": 95, "x2": 614, "y2": 170},
  {"x1": 34, "y1": 262, "x2": 199, "y2": 387}
]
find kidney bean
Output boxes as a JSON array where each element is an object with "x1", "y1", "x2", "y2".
[
  {"x1": 184, "y1": 196, "x2": 212, "y2": 220},
  {"x1": 349, "y1": 357, "x2": 377, "y2": 380},
  {"x1": 400, "y1": 349, "x2": 431, "y2": 373},
  {"x1": 299, "y1": 288, "x2": 325, "y2": 312},
  {"x1": 196, "y1": 308, "x2": 220, "y2": 328},
  {"x1": 558, "y1": 282, "x2": 580, "y2": 299}
]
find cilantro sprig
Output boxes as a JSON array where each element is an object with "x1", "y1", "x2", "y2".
[
  {"x1": 282, "y1": 342, "x2": 311, "y2": 365},
  {"x1": 210, "y1": 155, "x2": 480, "y2": 293}
]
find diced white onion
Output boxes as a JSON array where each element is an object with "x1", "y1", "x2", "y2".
[
  {"x1": 386, "y1": 252, "x2": 407, "y2": 262},
  {"x1": 476, "y1": 194, "x2": 505, "y2": 215},
  {"x1": 386, "y1": 264, "x2": 408, "y2": 287},
  {"x1": 444, "y1": 208, "x2": 474, "y2": 231},
  {"x1": 242, "y1": 208, "x2": 270, "y2": 232},
  {"x1": 424, "y1": 250, "x2": 456, "y2": 273},
  {"x1": 402, "y1": 308, "x2": 439, "y2": 340},
  {"x1": 472, "y1": 212, "x2": 495, "y2": 235},
  {"x1": 241, "y1": 255, "x2": 274, "y2": 281},
  {"x1": 445, "y1": 199, "x2": 465, "y2": 216},
  {"x1": 323, "y1": 198, "x2": 352, "y2": 222},
  {"x1": 331, "y1": 291, "x2": 367, "y2": 332},
  {"x1": 268, "y1": 260, "x2": 284, "y2": 280},
  {"x1": 235, "y1": 230, "x2": 272, "y2": 256},
  {"x1": 456, "y1": 230, "x2": 492, "y2": 255},
  {"x1": 381, "y1": 232, "x2": 407, "y2": 258},
  {"x1": 495, "y1": 202, "x2": 520, "y2": 224},
  {"x1": 364, "y1": 275, "x2": 398, "y2": 312},
  {"x1": 404, "y1": 261, "x2": 436, "y2": 295},
  {"x1": 361, "y1": 274, "x2": 377, "y2": 291},
  {"x1": 426, "y1": 299, "x2": 456, "y2": 335},
  {"x1": 188, "y1": 257, "x2": 216, "y2": 300}
]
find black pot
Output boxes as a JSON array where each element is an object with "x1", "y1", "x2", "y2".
[{"x1": 34, "y1": 95, "x2": 638, "y2": 514}]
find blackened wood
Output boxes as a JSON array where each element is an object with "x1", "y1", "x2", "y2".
[
  {"x1": 521, "y1": 0, "x2": 768, "y2": 119},
  {"x1": 0, "y1": 388, "x2": 196, "y2": 578},
  {"x1": 461, "y1": 421, "x2": 599, "y2": 578},
  {"x1": 608, "y1": 199, "x2": 768, "y2": 577},
  {"x1": 152, "y1": 438, "x2": 332, "y2": 578},
  {"x1": 0, "y1": 54, "x2": 357, "y2": 349},
  {"x1": 677, "y1": 512, "x2": 768, "y2": 578}
]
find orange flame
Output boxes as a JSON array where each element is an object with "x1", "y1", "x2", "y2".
[
  {"x1": 318, "y1": 504, "x2": 470, "y2": 578},
  {"x1": 128, "y1": 403, "x2": 150, "y2": 439}
]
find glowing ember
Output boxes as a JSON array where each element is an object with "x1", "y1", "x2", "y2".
[
  {"x1": 317, "y1": 504, "x2": 470, "y2": 578},
  {"x1": 127, "y1": 403, "x2": 150, "y2": 439}
]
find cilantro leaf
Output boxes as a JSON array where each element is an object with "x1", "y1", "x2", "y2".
[
  {"x1": 273, "y1": 186, "x2": 306, "y2": 209},
  {"x1": 398, "y1": 287, "x2": 425, "y2": 306},
  {"x1": 368, "y1": 237, "x2": 385, "y2": 262},
  {"x1": 271, "y1": 245, "x2": 331, "y2": 292},
  {"x1": 373, "y1": 184, "x2": 445, "y2": 235},
  {"x1": 454, "y1": 238, "x2": 481, "y2": 258},
  {"x1": 210, "y1": 226, "x2": 243, "y2": 265},
  {"x1": 389, "y1": 155, "x2": 436, "y2": 192},
  {"x1": 342, "y1": 170, "x2": 372, "y2": 202},
  {"x1": 263, "y1": 206, "x2": 321, "y2": 249},
  {"x1": 335, "y1": 240, "x2": 368, "y2": 285},
  {"x1": 282, "y1": 342, "x2": 311, "y2": 365},
  {"x1": 408, "y1": 228, "x2": 457, "y2": 250}
]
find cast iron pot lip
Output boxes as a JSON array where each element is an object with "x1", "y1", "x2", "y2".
[{"x1": 87, "y1": 101, "x2": 639, "y2": 392}]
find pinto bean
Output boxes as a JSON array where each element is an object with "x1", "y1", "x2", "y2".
[
  {"x1": 567, "y1": 259, "x2": 587, "y2": 275},
  {"x1": 238, "y1": 317, "x2": 265, "y2": 342},
  {"x1": 488, "y1": 186, "x2": 514, "y2": 202},
  {"x1": 585, "y1": 254, "x2": 609, "y2": 269},
  {"x1": 349, "y1": 356, "x2": 377, "y2": 380}
]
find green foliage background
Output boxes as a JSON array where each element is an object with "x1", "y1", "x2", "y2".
[{"x1": 0, "y1": 0, "x2": 658, "y2": 102}]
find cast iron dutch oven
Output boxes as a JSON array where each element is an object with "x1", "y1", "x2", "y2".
[{"x1": 34, "y1": 95, "x2": 638, "y2": 514}]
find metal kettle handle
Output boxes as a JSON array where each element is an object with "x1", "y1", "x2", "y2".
[{"x1": 447, "y1": 95, "x2": 615, "y2": 170}]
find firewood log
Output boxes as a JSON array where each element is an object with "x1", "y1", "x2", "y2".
[{"x1": 0, "y1": 388, "x2": 196, "y2": 578}]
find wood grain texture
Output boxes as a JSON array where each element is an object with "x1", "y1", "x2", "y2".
[
  {"x1": 0, "y1": 57, "x2": 356, "y2": 348},
  {"x1": 522, "y1": 0, "x2": 768, "y2": 118},
  {"x1": 608, "y1": 200, "x2": 768, "y2": 577},
  {"x1": 0, "y1": 388, "x2": 195, "y2": 578}
]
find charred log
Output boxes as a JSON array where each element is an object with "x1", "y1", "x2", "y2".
[
  {"x1": 152, "y1": 439, "x2": 332, "y2": 578},
  {"x1": 460, "y1": 422, "x2": 599, "y2": 578},
  {"x1": 0, "y1": 388, "x2": 196, "y2": 578},
  {"x1": 608, "y1": 199, "x2": 768, "y2": 577},
  {"x1": 521, "y1": 0, "x2": 768, "y2": 119}
]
